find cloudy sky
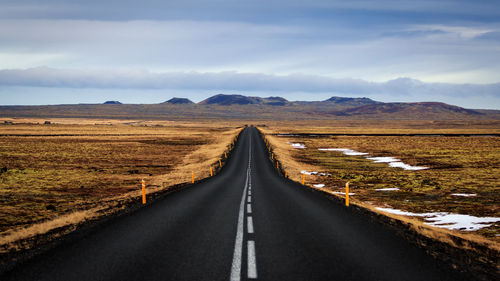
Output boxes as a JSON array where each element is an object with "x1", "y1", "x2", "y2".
[{"x1": 1, "y1": 0, "x2": 499, "y2": 108}]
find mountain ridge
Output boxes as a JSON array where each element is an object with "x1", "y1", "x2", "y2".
[{"x1": 0, "y1": 94, "x2": 497, "y2": 120}]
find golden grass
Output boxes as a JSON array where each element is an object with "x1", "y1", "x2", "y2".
[
  {"x1": 0, "y1": 119, "x2": 243, "y2": 253},
  {"x1": 258, "y1": 123, "x2": 500, "y2": 255},
  {"x1": 260, "y1": 119, "x2": 500, "y2": 134}
]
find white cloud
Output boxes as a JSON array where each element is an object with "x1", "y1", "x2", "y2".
[
  {"x1": 409, "y1": 25, "x2": 494, "y2": 39},
  {"x1": 1, "y1": 19, "x2": 499, "y2": 84},
  {"x1": 0, "y1": 67, "x2": 498, "y2": 100}
]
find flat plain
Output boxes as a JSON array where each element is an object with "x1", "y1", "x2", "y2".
[
  {"x1": 260, "y1": 120, "x2": 500, "y2": 240},
  {"x1": 0, "y1": 118, "x2": 242, "y2": 253}
]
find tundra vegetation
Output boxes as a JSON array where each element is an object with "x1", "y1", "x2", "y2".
[
  {"x1": 259, "y1": 120, "x2": 499, "y2": 243},
  {"x1": 0, "y1": 118, "x2": 242, "y2": 253}
]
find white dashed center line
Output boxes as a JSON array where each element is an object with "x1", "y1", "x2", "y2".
[
  {"x1": 230, "y1": 136, "x2": 258, "y2": 280},
  {"x1": 248, "y1": 240, "x2": 258, "y2": 279},
  {"x1": 247, "y1": 216, "x2": 254, "y2": 234}
]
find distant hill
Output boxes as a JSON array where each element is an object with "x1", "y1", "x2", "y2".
[
  {"x1": 325, "y1": 97, "x2": 379, "y2": 106},
  {"x1": 103, "y1": 101, "x2": 122, "y2": 104},
  {"x1": 200, "y1": 94, "x2": 257, "y2": 105},
  {"x1": 0, "y1": 94, "x2": 498, "y2": 120},
  {"x1": 334, "y1": 102, "x2": 483, "y2": 118},
  {"x1": 165, "y1": 98, "x2": 194, "y2": 104},
  {"x1": 199, "y1": 94, "x2": 289, "y2": 106}
]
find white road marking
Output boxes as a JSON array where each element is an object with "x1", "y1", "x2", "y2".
[
  {"x1": 230, "y1": 135, "x2": 253, "y2": 281},
  {"x1": 247, "y1": 196, "x2": 251, "y2": 203},
  {"x1": 230, "y1": 170, "x2": 249, "y2": 281},
  {"x1": 247, "y1": 216, "x2": 254, "y2": 233},
  {"x1": 248, "y1": 190, "x2": 251, "y2": 195},
  {"x1": 248, "y1": 240, "x2": 258, "y2": 279},
  {"x1": 247, "y1": 204, "x2": 252, "y2": 214}
]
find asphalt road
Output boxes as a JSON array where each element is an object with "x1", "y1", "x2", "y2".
[{"x1": 1, "y1": 127, "x2": 475, "y2": 281}]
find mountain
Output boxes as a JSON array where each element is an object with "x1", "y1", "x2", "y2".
[
  {"x1": 0, "y1": 95, "x2": 497, "y2": 120},
  {"x1": 164, "y1": 98, "x2": 194, "y2": 104},
  {"x1": 200, "y1": 94, "x2": 258, "y2": 105},
  {"x1": 199, "y1": 94, "x2": 289, "y2": 106},
  {"x1": 103, "y1": 101, "x2": 122, "y2": 104},
  {"x1": 334, "y1": 102, "x2": 483, "y2": 118},
  {"x1": 325, "y1": 97, "x2": 380, "y2": 107}
]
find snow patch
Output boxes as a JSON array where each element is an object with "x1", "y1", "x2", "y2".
[
  {"x1": 366, "y1": 156, "x2": 399, "y2": 163},
  {"x1": 313, "y1": 184, "x2": 325, "y2": 188},
  {"x1": 375, "y1": 188, "x2": 400, "y2": 191},
  {"x1": 331, "y1": 191, "x2": 356, "y2": 196},
  {"x1": 300, "y1": 170, "x2": 331, "y2": 176},
  {"x1": 388, "y1": 161, "x2": 428, "y2": 170},
  {"x1": 290, "y1": 143, "x2": 306, "y2": 149},
  {"x1": 319, "y1": 148, "x2": 428, "y2": 170},
  {"x1": 451, "y1": 193, "x2": 477, "y2": 197},
  {"x1": 318, "y1": 148, "x2": 368, "y2": 156},
  {"x1": 375, "y1": 207, "x2": 500, "y2": 231}
]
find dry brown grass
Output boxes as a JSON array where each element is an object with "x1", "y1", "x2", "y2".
[
  {"x1": 0, "y1": 119, "x2": 243, "y2": 253},
  {"x1": 260, "y1": 119, "x2": 500, "y2": 134},
  {"x1": 258, "y1": 122, "x2": 500, "y2": 255}
]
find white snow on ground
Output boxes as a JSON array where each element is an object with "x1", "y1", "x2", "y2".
[
  {"x1": 319, "y1": 148, "x2": 428, "y2": 170},
  {"x1": 300, "y1": 170, "x2": 331, "y2": 176},
  {"x1": 290, "y1": 143, "x2": 306, "y2": 149},
  {"x1": 375, "y1": 188, "x2": 400, "y2": 191},
  {"x1": 375, "y1": 207, "x2": 500, "y2": 231},
  {"x1": 331, "y1": 191, "x2": 356, "y2": 196},
  {"x1": 318, "y1": 148, "x2": 368, "y2": 156},
  {"x1": 366, "y1": 156, "x2": 399, "y2": 163},
  {"x1": 313, "y1": 184, "x2": 325, "y2": 188},
  {"x1": 388, "y1": 161, "x2": 428, "y2": 170},
  {"x1": 451, "y1": 193, "x2": 477, "y2": 197}
]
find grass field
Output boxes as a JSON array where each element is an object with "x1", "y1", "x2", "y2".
[
  {"x1": 0, "y1": 118, "x2": 243, "y2": 252},
  {"x1": 260, "y1": 120, "x2": 500, "y2": 240}
]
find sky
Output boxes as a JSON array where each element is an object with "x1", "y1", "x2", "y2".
[{"x1": 0, "y1": 0, "x2": 499, "y2": 109}]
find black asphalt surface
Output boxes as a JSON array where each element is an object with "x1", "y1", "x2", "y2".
[{"x1": 1, "y1": 127, "x2": 475, "y2": 281}]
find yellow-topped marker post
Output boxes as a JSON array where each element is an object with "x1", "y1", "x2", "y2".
[
  {"x1": 141, "y1": 179, "x2": 146, "y2": 205},
  {"x1": 345, "y1": 182, "x2": 350, "y2": 206}
]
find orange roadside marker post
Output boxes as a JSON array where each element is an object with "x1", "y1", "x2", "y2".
[
  {"x1": 302, "y1": 174, "x2": 305, "y2": 185},
  {"x1": 219, "y1": 159, "x2": 222, "y2": 167},
  {"x1": 210, "y1": 167, "x2": 213, "y2": 177},
  {"x1": 345, "y1": 182, "x2": 350, "y2": 206},
  {"x1": 192, "y1": 171, "x2": 194, "y2": 183},
  {"x1": 285, "y1": 171, "x2": 287, "y2": 178},
  {"x1": 141, "y1": 179, "x2": 146, "y2": 204},
  {"x1": 277, "y1": 162, "x2": 279, "y2": 169},
  {"x1": 225, "y1": 152, "x2": 227, "y2": 159}
]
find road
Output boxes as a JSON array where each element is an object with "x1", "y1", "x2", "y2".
[{"x1": 1, "y1": 126, "x2": 474, "y2": 280}]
